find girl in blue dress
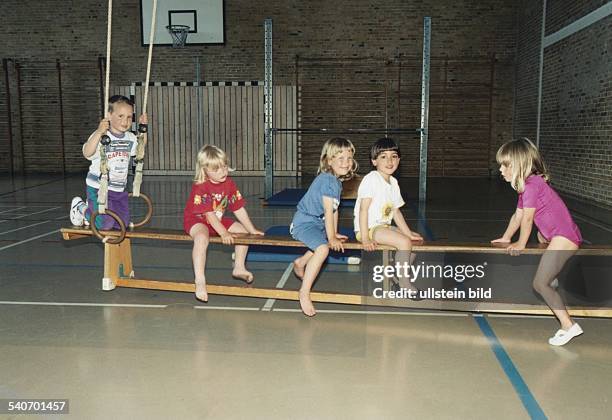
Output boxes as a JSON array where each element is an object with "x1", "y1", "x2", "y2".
[{"x1": 291, "y1": 137, "x2": 357, "y2": 316}]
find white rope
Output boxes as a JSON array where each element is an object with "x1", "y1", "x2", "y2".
[
  {"x1": 98, "y1": 0, "x2": 113, "y2": 214},
  {"x1": 104, "y1": 0, "x2": 112, "y2": 114},
  {"x1": 142, "y1": 0, "x2": 157, "y2": 112},
  {"x1": 133, "y1": 0, "x2": 157, "y2": 197}
]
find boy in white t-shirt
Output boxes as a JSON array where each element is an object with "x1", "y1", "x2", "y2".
[
  {"x1": 69, "y1": 95, "x2": 147, "y2": 229},
  {"x1": 354, "y1": 138, "x2": 423, "y2": 291}
]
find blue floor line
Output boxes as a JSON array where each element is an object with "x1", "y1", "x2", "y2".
[{"x1": 473, "y1": 315, "x2": 547, "y2": 420}]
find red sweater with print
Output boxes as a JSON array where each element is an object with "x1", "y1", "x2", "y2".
[{"x1": 183, "y1": 177, "x2": 245, "y2": 228}]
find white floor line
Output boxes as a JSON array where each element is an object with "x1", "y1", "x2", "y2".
[
  {"x1": 417, "y1": 218, "x2": 508, "y2": 222},
  {"x1": 486, "y1": 313, "x2": 558, "y2": 319},
  {"x1": 261, "y1": 263, "x2": 295, "y2": 311},
  {"x1": 0, "y1": 206, "x2": 26, "y2": 214},
  {"x1": 272, "y1": 308, "x2": 469, "y2": 316},
  {"x1": 0, "y1": 301, "x2": 167, "y2": 308},
  {"x1": 0, "y1": 206, "x2": 61, "y2": 224},
  {"x1": 0, "y1": 220, "x2": 50, "y2": 236},
  {"x1": 0, "y1": 204, "x2": 58, "y2": 208},
  {"x1": 193, "y1": 306, "x2": 261, "y2": 311},
  {"x1": 0, "y1": 300, "x2": 573, "y2": 319},
  {"x1": 0, "y1": 229, "x2": 60, "y2": 252},
  {"x1": 425, "y1": 209, "x2": 510, "y2": 213},
  {"x1": 14, "y1": 206, "x2": 61, "y2": 218}
]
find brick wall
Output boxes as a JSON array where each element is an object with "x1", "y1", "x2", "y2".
[
  {"x1": 0, "y1": 0, "x2": 519, "y2": 176},
  {"x1": 513, "y1": 0, "x2": 612, "y2": 207}
]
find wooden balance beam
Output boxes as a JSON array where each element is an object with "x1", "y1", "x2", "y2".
[{"x1": 60, "y1": 227, "x2": 612, "y2": 317}]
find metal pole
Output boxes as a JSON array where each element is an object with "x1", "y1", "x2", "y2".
[
  {"x1": 384, "y1": 59, "x2": 389, "y2": 134},
  {"x1": 294, "y1": 54, "x2": 300, "y2": 182},
  {"x1": 397, "y1": 56, "x2": 402, "y2": 126},
  {"x1": 264, "y1": 18, "x2": 273, "y2": 199},
  {"x1": 2, "y1": 59, "x2": 15, "y2": 175},
  {"x1": 487, "y1": 54, "x2": 496, "y2": 178},
  {"x1": 15, "y1": 61, "x2": 25, "y2": 173},
  {"x1": 535, "y1": 0, "x2": 547, "y2": 146},
  {"x1": 56, "y1": 59, "x2": 66, "y2": 176},
  {"x1": 442, "y1": 56, "x2": 448, "y2": 176},
  {"x1": 271, "y1": 128, "x2": 419, "y2": 134},
  {"x1": 418, "y1": 17, "x2": 431, "y2": 206},
  {"x1": 195, "y1": 56, "x2": 203, "y2": 148}
]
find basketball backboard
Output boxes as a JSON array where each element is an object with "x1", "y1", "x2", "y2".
[{"x1": 140, "y1": 0, "x2": 225, "y2": 46}]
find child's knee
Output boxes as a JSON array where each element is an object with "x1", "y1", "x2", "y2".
[
  {"x1": 193, "y1": 232, "x2": 209, "y2": 247},
  {"x1": 532, "y1": 278, "x2": 547, "y2": 295},
  {"x1": 230, "y1": 222, "x2": 247, "y2": 233},
  {"x1": 315, "y1": 244, "x2": 329, "y2": 256},
  {"x1": 398, "y1": 237, "x2": 413, "y2": 251}
]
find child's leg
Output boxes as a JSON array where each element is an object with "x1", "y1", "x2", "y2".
[
  {"x1": 107, "y1": 190, "x2": 130, "y2": 230},
  {"x1": 228, "y1": 221, "x2": 253, "y2": 283},
  {"x1": 299, "y1": 244, "x2": 329, "y2": 316},
  {"x1": 372, "y1": 227, "x2": 417, "y2": 290},
  {"x1": 189, "y1": 223, "x2": 210, "y2": 302},
  {"x1": 537, "y1": 232, "x2": 558, "y2": 288},
  {"x1": 293, "y1": 251, "x2": 313, "y2": 279},
  {"x1": 86, "y1": 187, "x2": 120, "y2": 230},
  {"x1": 533, "y1": 236, "x2": 578, "y2": 330},
  {"x1": 290, "y1": 222, "x2": 317, "y2": 279},
  {"x1": 86, "y1": 187, "x2": 105, "y2": 229}
]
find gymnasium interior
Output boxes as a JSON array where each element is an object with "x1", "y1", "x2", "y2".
[{"x1": 1, "y1": 1, "x2": 611, "y2": 419}]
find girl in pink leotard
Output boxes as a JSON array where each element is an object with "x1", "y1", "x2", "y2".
[{"x1": 493, "y1": 137, "x2": 583, "y2": 347}]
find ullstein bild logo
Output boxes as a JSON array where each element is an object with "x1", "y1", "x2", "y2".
[
  {"x1": 371, "y1": 262, "x2": 492, "y2": 300},
  {"x1": 371, "y1": 261, "x2": 488, "y2": 283}
]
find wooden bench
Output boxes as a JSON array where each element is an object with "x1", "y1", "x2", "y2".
[{"x1": 60, "y1": 227, "x2": 612, "y2": 317}]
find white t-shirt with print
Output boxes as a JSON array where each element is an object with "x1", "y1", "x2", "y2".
[
  {"x1": 353, "y1": 170, "x2": 405, "y2": 232},
  {"x1": 84, "y1": 130, "x2": 137, "y2": 192}
]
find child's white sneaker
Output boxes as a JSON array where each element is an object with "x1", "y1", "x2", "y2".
[
  {"x1": 548, "y1": 323, "x2": 583, "y2": 346},
  {"x1": 70, "y1": 197, "x2": 85, "y2": 226}
]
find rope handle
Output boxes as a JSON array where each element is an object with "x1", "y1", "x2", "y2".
[
  {"x1": 138, "y1": 0, "x2": 157, "y2": 133},
  {"x1": 97, "y1": 0, "x2": 113, "y2": 215},
  {"x1": 133, "y1": 0, "x2": 156, "y2": 197}
]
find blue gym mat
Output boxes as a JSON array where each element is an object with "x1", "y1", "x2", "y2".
[
  {"x1": 246, "y1": 225, "x2": 361, "y2": 265},
  {"x1": 265, "y1": 188, "x2": 356, "y2": 207}
]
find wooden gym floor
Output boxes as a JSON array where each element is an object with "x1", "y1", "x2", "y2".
[{"x1": 1, "y1": 173, "x2": 611, "y2": 419}]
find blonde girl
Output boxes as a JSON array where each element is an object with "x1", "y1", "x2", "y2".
[
  {"x1": 493, "y1": 138, "x2": 583, "y2": 346},
  {"x1": 184, "y1": 145, "x2": 263, "y2": 302},
  {"x1": 290, "y1": 137, "x2": 358, "y2": 316}
]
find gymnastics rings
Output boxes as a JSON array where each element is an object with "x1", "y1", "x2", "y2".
[
  {"x1": 90, "y1": 209, "x2": 127, "y2": 245},
  {"x1": 89, "y1": 193, "x2": 152, "y2": 244},
  {"x1": 128, "y1": 192, "x2": 153, "y2": 229}
]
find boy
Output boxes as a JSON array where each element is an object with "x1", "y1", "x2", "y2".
[
  {"x1": 70, "y1": 95, "x2": 147, "y2": 229},
  {"x1": 354, "y1": 137, "x2": 422, "y2": 291}
]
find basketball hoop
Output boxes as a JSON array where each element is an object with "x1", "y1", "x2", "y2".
[{"x1": 166, "y1": 24, "x2": 190, "y2": 48}]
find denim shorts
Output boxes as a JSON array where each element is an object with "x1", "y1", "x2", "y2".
[{"x1": 290, "y1": 219, "x2": 328, "y2": 252}]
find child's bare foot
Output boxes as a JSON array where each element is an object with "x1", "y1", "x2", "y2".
[
  {"x1": 299, "y1": 289, "x2": 316, "y2": 317},
  {"x1": 293, "y1": 259, "x2": 306, "y2": 279},
  {"x1": 195, "y1": 281, "x2": 208, "y2": 302},
  {"x1": 232, "y1": 268, "x2": 254, "y2": 284}
]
